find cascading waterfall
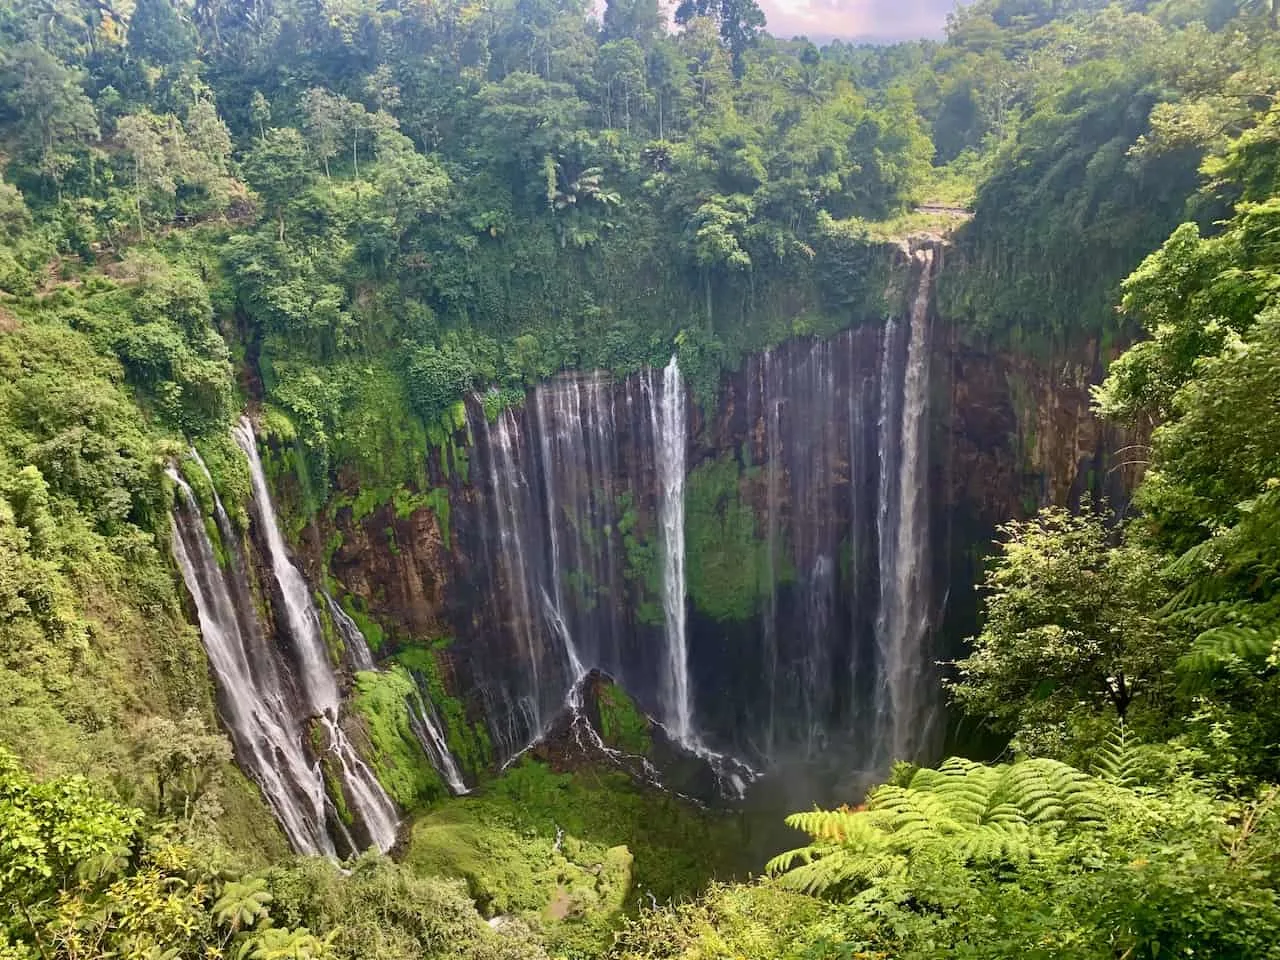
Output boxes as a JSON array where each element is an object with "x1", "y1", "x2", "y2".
[
  {"x1": 323, "y1": 589, "x2": 469, "y2": 794},
  {"x1": 456, "y1": 251, "x2": 938, "y2": 776},
  {"x1": 468, "y1": 374, "x2": 651, "y2": 762},
  {"x1": 168, "y1": 468, "x2": 334, "y2": 856},
  {"x1": 875, "y1": 248, "x2": 936, "y2": 764},
  {"x1": 707, "y1": 250, "x2": 938, "y2": 768},
  {"x1": 649, "y1": 356, "x2": 695, "y2": 745},
  {"x1": 233, "y1": 418, "x2": 400, "y2": 853},
  {"x1": 407, "y1": 696, "x2": 470, "y2": 795},
  {"x1": 475, "y1": 407, "x2": 553, "y2": 756},
  {"x1": 325, "y1": 592, "x2": 377, "y2": 672}
]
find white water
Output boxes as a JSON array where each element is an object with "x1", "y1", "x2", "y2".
[
  {"x1": 875, "y1": 248, "x2": 935, "y2": 764},
  {"x1": 324, "y1": 589, "x2": 469, "y2": 794},
  {"x1": 541, "y1": 587, "x2": 586, "y2": 680},
  {"x1": 481, "y1": 409, "x2": 547, "y2": 741},
  {"x1": 649, "y1": 356, "x2": 695, "y2": 744},
  {"x1": 168, "y1": 468, "x2": 334, "y2": 856},
  {"x1": 233, "y1": 417, "x2": 400, "y2": 853},
  {"x1": 324, "y1": 591, "x2": 377, "y2": 672},
  {"x1": 407, "y1": 695, "x2": 470, "y2": 795}
]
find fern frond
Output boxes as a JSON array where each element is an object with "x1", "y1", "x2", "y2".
[
  {"x1": 1092, "y1": 721, "x2": 1140, "y2": 786},
  {"x1": 1178, "y1": 624, "x2": 1277, "y2": 684}
]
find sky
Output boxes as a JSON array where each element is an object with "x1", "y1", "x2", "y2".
[{"x1": 756, "y1": 0, "x2": 958, "y2": 43}]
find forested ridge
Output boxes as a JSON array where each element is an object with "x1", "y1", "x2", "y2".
[{"x1": 7, "y1": 0, "x2": 1280, "y2": 957}]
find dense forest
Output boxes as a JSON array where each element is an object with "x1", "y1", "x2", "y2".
[{"x1": 6, "y1": 0, "x2": 1280, "y2": 957}]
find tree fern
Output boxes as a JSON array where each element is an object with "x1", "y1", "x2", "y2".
[
  {"x1": 768, "y1": 757, "x2": 1111, "y2": 897},
  {"x1": 1178, "y1": 624, "x2": 1278, "y2": 685}
]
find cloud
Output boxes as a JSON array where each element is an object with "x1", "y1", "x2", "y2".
[{"x1": 758, "y1": 0, "x2": 956, "y2": 43}]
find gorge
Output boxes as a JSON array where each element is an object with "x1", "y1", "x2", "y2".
[
  {"x1": 166, "y1": 238, "x2": 1127, "y2": 853},
  {"x1": 9, "y1": 1, "x2": 1280, "y2": 955}
]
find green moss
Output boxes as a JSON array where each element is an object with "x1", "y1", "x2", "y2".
[
  {"x1": 343, "y1": 599, "x2": 387, "y2": 653},
  {"x1": 685, "y1": 453, "x2": 783, "y2": 622},
  {"x1": 390, "y1": 486, "x2": 420, "y2": 519},
  {"x1": 394, "y1": 643, "x2": 492, "y2": 777},
  {"x1": 596, "y1": 683, "x2": 651, "y2": 754},
  {"x1": 352, "y1": 666, "x2": 447, "y2": 809},
  {"x1": 617, "y1": 491, "x2": 663, "y2": 626},
  {"x1": 482, "y1": 387, "x2": 526, "y2": 422},
  {"x1": 405, "y1": 759, "x2": 745, "y2": 954},
  {"x1": 323, "y1": 528, "x2": 344, "y2": 565}
]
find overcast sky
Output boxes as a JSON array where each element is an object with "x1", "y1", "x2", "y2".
[{"x1": 757, "y1": 0, "x2": 958, "y2": 43}]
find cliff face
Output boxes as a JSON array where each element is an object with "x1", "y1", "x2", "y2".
[
  {"x1": 930, "y1": 330, "x2": 1143, "y2": 664},
  {"x1": 281, "y1": 239, "x2": 1137, "y2": 782}
]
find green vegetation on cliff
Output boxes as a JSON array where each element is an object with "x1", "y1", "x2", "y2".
[
  {"x1": 352, "y1": 665, "x2": 448, "y2": 808},
  {"x1": 685, "y1": 453, "x2": 774, "y2": 621}
]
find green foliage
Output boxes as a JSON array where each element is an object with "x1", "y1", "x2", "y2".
[
  {"x1": 0, "y1": 300, "x2": 278, "y2": 854},
  {"x1": 949, "y1": 502, "x2": 1177, "y2": 762},
  {"x1": 8, "y1": 2, "x2": 1280, "y2": 957},
  {"x1": 616, "y1": 491, "x2": 663, "y2": 625},
  {"x1": 264, "y1": 854, "x2": 545, "y2": 960},
  {"x1": 623, "y1": 754, "x2": 1280, "y2": 960},
  {"x1": 352, "y1": 666, "x2": 447, "y2": 809},
  {"x1": 684, "y1": 453, "x2": 779, "y2": 621},
  {"x1": 767, "y1": 756, "x2": 1107, "y2": 896},
  {"x1": 394, "y1": 644, "x2": 493, "y2": 778},
  {"x1": 609, "y1": 882, "x2": 840, "y2": 960},
  {"x1": 0, "y1": 749, "x2": 330, "y2": 959},
  {"x1": 406, "y1": 759, "x2": 745, "y2": 955}
]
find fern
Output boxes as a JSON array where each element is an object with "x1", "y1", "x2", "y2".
[
  {"x1": 1178, "y1": 624, "x2": 1278, "y2": 685},
  {"x1": 768, "y1": 757, "x2": 1112, "y2": 897},
  {"x1": 1092, "y1": 721, "x2": 1140, "y2": 787},
  {"x1": 214, "y1": 877, "x2": 273, "y2": 933}
]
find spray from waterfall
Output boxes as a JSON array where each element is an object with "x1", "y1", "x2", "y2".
[{"x1": 233, "y1": 418, "x2": 400, "y2": 853}]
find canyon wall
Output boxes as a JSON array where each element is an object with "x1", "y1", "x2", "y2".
[
  {"x1": 303, "y1": 238, "x2": 1138, "y2": 774},
  {"x1": 175, "y1": 237, "x2": 1140, "y2": 852}
]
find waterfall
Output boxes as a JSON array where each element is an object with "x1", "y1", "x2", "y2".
[
  {"x1": 169, "y1": 469, "x2": 334, "y2": 856},
  {"x1": 457, "y1": 251, "x2": 938, "y2": 776},
  {"x1": 407, "y1": 695, "x2": 470, "y2": 795},
  {"x1": 470, "y1": 375, "x2": 644, "y2": 762},
  {"x1": 875, "y1": 248, "x2": 936, "y2": 764},
  {"x1": 232, "y1": 418, "x2": 400, "y2": 853},
  {"x1": 325, "y1": 592, "x2": 377, "y2": 672},
  {"x1": 324, "y1": 590, "x2": 469, "y2": 794},
  {"x1": 322, "y1": 591, "x2": 376, "y2": 670},
  {"x1": 760, "y1": 349, "x2": 781, "y2": 755},
  {"x1": 649, "y1": 356, "x2": 695, "y2": 745},
  {"x1": 477, "y1": 408, "x2": 551, "y2": 755}
]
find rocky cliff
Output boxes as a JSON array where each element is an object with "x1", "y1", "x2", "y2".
[{"x1": 257, "y1": 237, "x2": 1139, "y2": 795}]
